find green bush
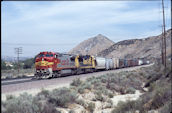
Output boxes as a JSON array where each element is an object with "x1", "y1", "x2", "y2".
[
  {"x1": 87, "y1": 102, "x2": 95, "y2": 113},
  {"x1": 48, "y1": 87, "x2": 77, "y2": 107},
  {"x1": 159, "y1": 102, "x2": 172, "y2": 113},
  {"x1": 37, "y1": 89, "x2": 50, "y2": 98},
  {"x1": 95, "y1": 91, "x2": 104, "y2": 102},
  {"x1": 108, "y1": 92, "x2": 114, "y2": 98},
  {"x1": 70, "y1": 78, "x2": 83, "y2": 87},
  {"x1": 6, "y1": 95, "x2": 15, "y2": 100},
  {"x1": 151, "y1": 85, "x2": 171, "y2": 109},
  {"x1": 111, "y1": 100, "x2": 137, "y2": 113},
  {"x1": 77, "y1": 82, "x2": 92, "y2": 94},
  {"x1": 126, "y1": 87, "x2": 136, "y2": 94},
  {"x1": 76, "y1": 99, "x2": 86, "y2": 107},
  {"x1": 3, "y1": 93, "x2": 39, "y2": 113},
  {"x1": 22, "y1": 58, "x2": 34, "y2": 69},
  {"x1": 69, "y1": 109, "x2": 75, "y2": 113}
]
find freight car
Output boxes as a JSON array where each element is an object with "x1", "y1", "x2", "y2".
[
  {"x1": 105, "y1": 58, "x2": 114, "y2": 70},
  {"x1": 95, "y1": 57, "x2": 106, "y2": 70},
  {"x1": 34, "y1": 51, "x2": 149, "y2": 79}
]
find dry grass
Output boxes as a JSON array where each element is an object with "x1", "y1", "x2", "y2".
[{"x1": 1, "y1": 68, "x2": 34, "y2": 79}]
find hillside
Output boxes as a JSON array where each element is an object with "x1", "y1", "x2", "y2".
[
  {"x1": 98, "y1": 29, "x2": 171, "y2": 59},
  {"x1": 68, "y1": 34, "x2": 114, "y2": 55}
]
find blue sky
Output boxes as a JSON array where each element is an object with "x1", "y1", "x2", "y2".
[{"x1": 1, "y1": 1, "x2": 171, "y2": 57}]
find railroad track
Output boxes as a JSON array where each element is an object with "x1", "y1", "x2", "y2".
[{"x1": 1, "y1": 77, "x2": 36, "y2": 86}]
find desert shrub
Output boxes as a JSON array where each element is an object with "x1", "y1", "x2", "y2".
[
  {"x1": 70, "y1": 78, "x2": 83, "y2": 87},
  {"x1": 87, "y1": 102, "x2": 95, "y2": 113},
  {"x1": 2, "y1": 68, "x2": 34, "y2": 79},
  {"x1": 111, "y1": 100, "x2": 138, "y2": 113},
  {"x1": 107, "y1": 83, "x2": 126, "y2": 94},
  {"x1": 32, "y1": 100, "x2": 58, "y2": 113},
  {"x1": 90, "y1": 78, "x2": 101, "y2": 86},
  {"x1": 107, "y1": 82, "x2": 118, "y2": 90},
  {"x1": 22, "y1": 58, "x2": 34, "y2": 69},
  {"x1": 69, "y1": 109, "x2": 75, "y2": 113},
  {"x1": 126, "y1": 87, "x2": 136, "y2": 94},
  {"x1": 95, "y1": 91, "x2": 105, "y2": 102},
  {"x1": 86, "y1": 76, "x2": 96, "y2": 81},
  {"x1": 108, "y1": 92, "x2": 114, "y2": 98},
  {"x1": 94, "y1": 83, "x2": 110, "y2": 97},
  {"x1": 151, "y1": 85, "x2": 171, "y2": 109},
  {"x1": 106, "y1": 99, "x2": 113, "y2": 108},
  {"x1": 77, "y1": 87, "x2": 85, "y2": 94},
  {"x1": 48, "y1": 87, "x2": 77, "y2": 107},
  {"x1": 82, "y1": 82, "x2": 92, "y2": 90},
  {"x1": 77, "y1": 82, "x2": 92, "y2": 94},
  {"x1": 100, "y1": 76, "x2": 108, "y2": 83},
  {"x1": 34, "y1": 93, "x2": 47, "y2": 103},
  {"x1": 133, "y1": 83, "x2": 171, "y2": 112},
  {"x1": 6, "y1": 95, "x2": 15, "y2": 100},
  {"x1": 158, "y1": 102, "x2": 172, "y2": 113},
  {"x1": 109, "y1": 76, "x2": 118, "y2": 84},
  {"x1": 37, "y1": 89, "x2": 50, "y2": 98},
  {"x1": 1, "y1": 101, "x2": 6, "y2": 113},
  {"x1": 148, "y1": 82, "x2": 156, "y2": 92},
  {"x1": 3, "y1": 93, "x2": 39, "y2": 113},
  {"x1": 76, "y1": 99, "x2": 86, "y2": 107},
  {"x1": 3, "y1": 92, "x2": 60, "y2": 113}
]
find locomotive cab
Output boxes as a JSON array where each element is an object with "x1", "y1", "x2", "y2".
[{"x1": 34, "y1": 52, "x2": 58, "y2": 78}]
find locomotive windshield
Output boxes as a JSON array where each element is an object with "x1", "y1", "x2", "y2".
[
  {"x1": 38, "y1": 53, "x2": 53, "y2": 57},
  {"x1": 45, "y1": 54, "x2": 53, "y2": 57},
  {"x1": 38, "y1": 54, "x2": 44, "y2": 57}
]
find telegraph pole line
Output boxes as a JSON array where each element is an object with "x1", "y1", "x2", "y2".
[
  {"x1": 162, "y1": 0, "x2": 166, "y2": 68},
  {"x1": 14, "y1": 47, "x2": 22, "y2": 75}
]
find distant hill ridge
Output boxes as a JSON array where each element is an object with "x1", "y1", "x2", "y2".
[
  {"x1": 98, "y1": 29, "x2": 171, "y2": 59},
  {"x1": 68, "y1": 34, "x2": 115, "y2": 55},
  {"x1": 69, "y1": 29, "x2": 171, "y2": 60}
]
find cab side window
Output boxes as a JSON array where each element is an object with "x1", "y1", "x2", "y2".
[
  {"x1": 59, "y1": 54, "x2": 62, "y2": 57},
  {"x1": 70, "y1": 57, "x2": 75, "y2": 61},
  {"x1": 79, "y1": 57, "x2": 83, "y2": 62}
]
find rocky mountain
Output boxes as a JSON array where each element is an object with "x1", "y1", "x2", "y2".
[
  {"x1": 98, "y1": 29, "x2": 171, "y2": 59},
  {"x1": 68, "y1": 34, "x2": 114, "y2": 55}
]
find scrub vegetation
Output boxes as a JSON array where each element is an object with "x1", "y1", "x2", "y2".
[
  {"x1": 1, "y1": 58, "x2": 35, "y2": 79},
  {"x1": 2, "y1": 60, "x2": 171, "y2": 113}
]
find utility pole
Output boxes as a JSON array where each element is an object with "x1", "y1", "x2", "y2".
[
  {"x1": 14, "y1": 47, "x2": 22, "y2": 75},
  {"x1": 161, "y1": 25, "x2": 164, "y2": 65},
  {"x1": 162, "y1": 0, "x2": 166, "y2": 68}
]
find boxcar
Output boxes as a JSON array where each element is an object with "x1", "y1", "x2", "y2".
[
  {"x1": 95, "y1": 57, "x2": 106, "y2": 70},
  {"x1": 112, "y1": 58, "x2": 119, "y2": 69},
  {"x1": 124, "y1": 59, "x2": 128, "y2": 67},
  {"x1": 105, "y1": 58, "x2": 114, "y2": 70},
  {"x1": 119, "y1": 59, "x2": 125, "y2": 68}
]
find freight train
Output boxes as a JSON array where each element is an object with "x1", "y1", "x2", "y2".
[{"x1": 34, "y1": 51, "x2": 149, "y2": 79}]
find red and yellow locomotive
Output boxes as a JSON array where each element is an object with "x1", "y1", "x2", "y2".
[{"x1": 34, "y1": 51, "x2": 95, "y2": 78}]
